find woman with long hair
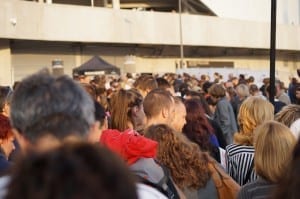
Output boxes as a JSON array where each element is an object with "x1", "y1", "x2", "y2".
[
  {"x1": 273, "y1": 136, "x2": 300, "y2": 199},
  {"x1": 237, "y1": 121, "x2": 296, "y2": 199},
  {"x1": 145, "y1": 124, "x2": 219, "y2": 199},
  {"x1": 226, "y1": 97, "x2": 274, "y2": 185},
  {"x1": 183, "y1": 99, "x2": 220, "y2": 162},
  {"x1": 184, "y1": 91, "x2": 227, "y2": 148},
  {"x1": 109, "y1": 88, "x2": 146, "y2": 132}
]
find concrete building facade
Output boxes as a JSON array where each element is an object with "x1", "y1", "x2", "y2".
[{"x1": 0, "y1": 0, "x2": 300, "y2": 86}]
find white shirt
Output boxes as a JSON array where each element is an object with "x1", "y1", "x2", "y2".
[{"x1": 137, "y1": 183, "x2": 168, "y2": 199}]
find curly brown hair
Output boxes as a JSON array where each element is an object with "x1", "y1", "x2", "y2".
[{"x1": 145, "y1": 124, "x2": 210, "y2": 190}]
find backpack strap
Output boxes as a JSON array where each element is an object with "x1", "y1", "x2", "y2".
[
  {"x1": 157, "y1": 164, "x2": 169, "y2": 188},
  {"x1": 159, "y1": 164, "x2": 181, "y2": 199},
  {"x1": 136, "y1": 175, "x2": 169, "y2": 197}
]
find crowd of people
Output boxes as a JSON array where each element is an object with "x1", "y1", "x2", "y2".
[{"x1": 0, "y1": 69, "x2": 299, "y2": 199}]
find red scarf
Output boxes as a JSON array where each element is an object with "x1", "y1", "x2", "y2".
[{"x1": 100, "y1": 129, "x2": 157, "y2": 165}]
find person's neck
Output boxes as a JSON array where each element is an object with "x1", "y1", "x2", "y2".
[
  {"x1": 277, "y1": 89, "x2": 284, "y2": 96},
  {"x1": 146, "y1": 117, "x2": 164, "y2": 128},
  {"x1": 127, "y1": 122, "x2": 134, "y2": 130},
  {"x1": 0, "y1": 112, "x2": 8, "y2": 118}
]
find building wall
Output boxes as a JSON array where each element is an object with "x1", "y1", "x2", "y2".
[
  {"x1": 1, "y1": 0, "x2": 300, "y2": 50},
  {"x1": 10, "y1": 49, "x2": 298, "y2": 87},
  {"x1": 12, "y1": 53, "x2": 76, "y2": 82},
  {"x1": 0, "y1": 40, "x2": 12, "y2": 86},
  {"x1": 1, "y1": 0, "x2": 299, "y2": 86}
]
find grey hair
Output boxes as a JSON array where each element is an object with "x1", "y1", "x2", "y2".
[
  {"x1": 236, "y1": 84, "x2": 250, "y2": 98},
  {"x1": 10, "y1": 69, "x2": 95, "y2": 142}
]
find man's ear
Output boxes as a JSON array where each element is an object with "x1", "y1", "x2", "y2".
[
  {"x1": 90, "y1": 121, "x2": 100, "y2": 133},
  {"x1": 2, "y1": 103, "x2": 10, "y2": 117},
  {"x1": 13, "y1": 128, "x2": 29, "y2": 151},
  {"x1": 102, "y1": 117, "x2": 108, "y2": 131},
  {"x1": 161, "y1": 107, "x2": 169, "y2": 119},
  {"x1": 87, "y1": 121, "x2": 101, "y2": 143}
]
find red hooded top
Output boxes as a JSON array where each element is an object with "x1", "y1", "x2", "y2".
[{"x1": 100, "y1": 129, "x2": 157, "y2": 165}]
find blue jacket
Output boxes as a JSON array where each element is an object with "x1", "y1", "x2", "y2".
[{"x1": 0, "y1": 153, "x2": 11, "y2": 175}]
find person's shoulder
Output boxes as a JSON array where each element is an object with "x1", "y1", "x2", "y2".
[
  {"x1": 218, "y1": 97, "x2": 228, "y2": 104},
  {"x1": 237, "y1": 179, "x2": 262, "y2": 199},
  {"x1": 237, "y1": 181, "x2": 253, "y2": 199},
  {"x1": 197, "y1": 177, "x2": 219, "y2": 199},
  {"x1": 237, "y1": 178, "x2": 276, "y2": 199},
  {"x1": 226, "y1": 144, "x2": 254, "y2": 156},
  {"x1": 130, "y1": 158, "x2": 164, "y2": 184},
  {"x1": 226, "y1": 143, "x2": 239, "y2": 152}
]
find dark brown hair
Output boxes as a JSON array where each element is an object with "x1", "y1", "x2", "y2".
[
  {"x1": 183, "y1": 99, "x2": 213, "y2": 152},
  {"x1": 208, "y1": 84, "x2": 226, "y2": 98},
  {"x1": 6, "y1": 142, "x2": 138, "y2": 199}
]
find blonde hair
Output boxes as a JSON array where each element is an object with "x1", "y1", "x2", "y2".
[
  {"x1": 254, "y1": 121, "x2": 296, "y2": 183},
  {"x1": 234, "y1": 97, "x2": 274, "y2": 145},
  {"x1": 275, "y1": 104, "x2": 300, "y2": 128}
]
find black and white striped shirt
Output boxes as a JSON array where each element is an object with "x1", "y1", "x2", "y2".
[{"x1": 225, "y1": 144, "x2": 257, "y2": 185}]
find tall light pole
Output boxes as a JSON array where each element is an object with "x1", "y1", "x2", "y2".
[
  {"x1": 269, "y1": 0, "x2": 277, "y2": 104},
  {"x1": 179, "y1": 0, "x2": 184, "y2": 68}
]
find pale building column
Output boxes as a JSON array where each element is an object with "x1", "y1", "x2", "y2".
[
  {"x1": 112, "y1": 0, "x2": 120, "y2": 9},
  {"x1": 103, "y1": 0, "x2": 108, "y2": 7},
  {"x1": 0, "y1": 40, "x2": 13, "y2": 86}
]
